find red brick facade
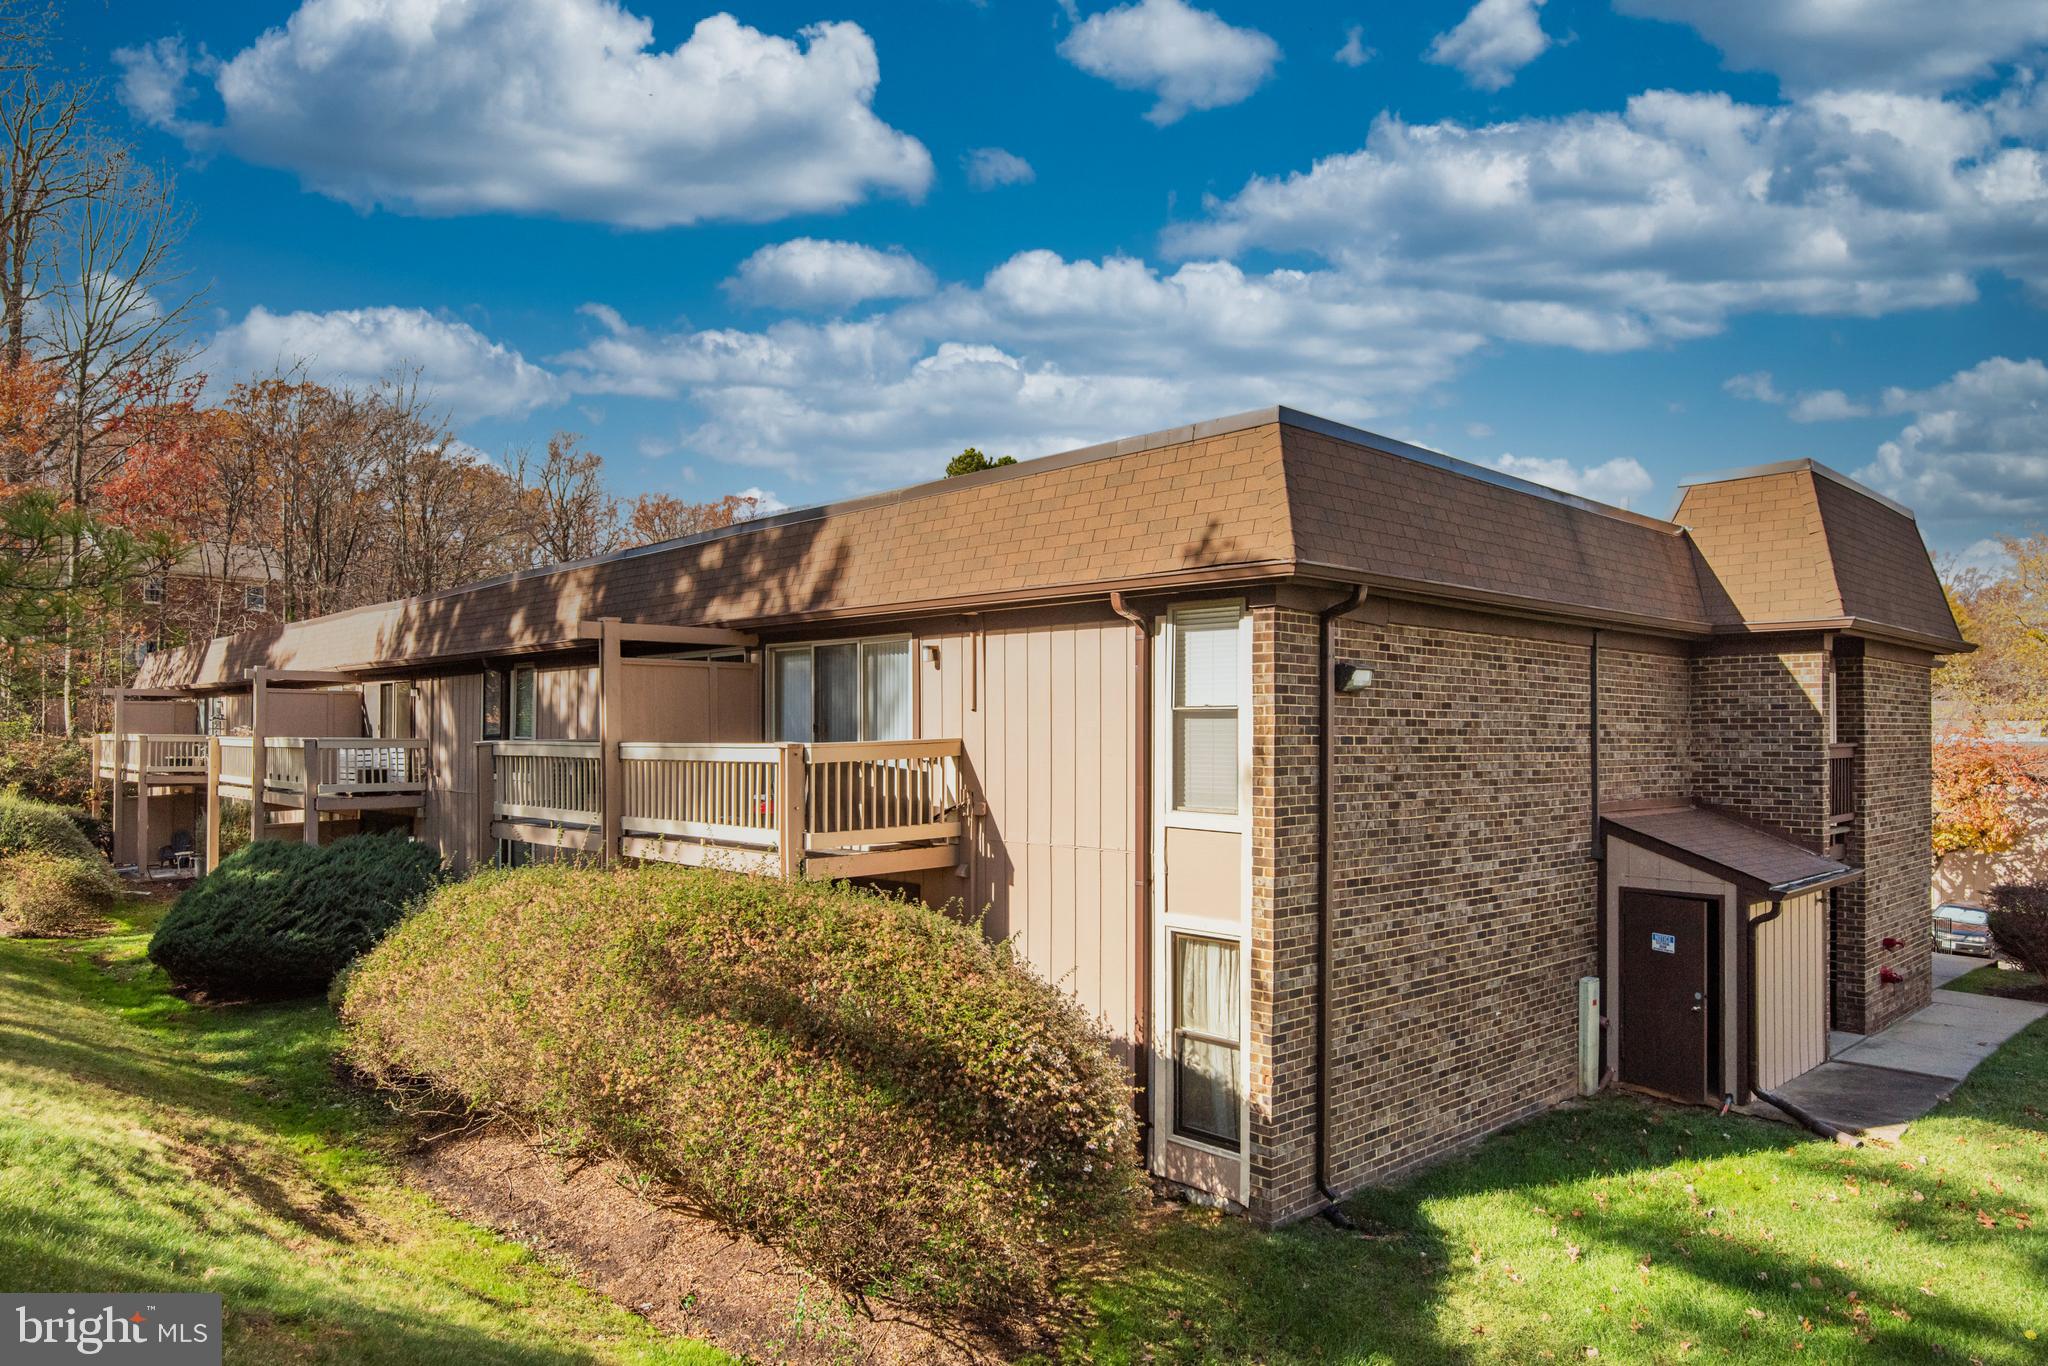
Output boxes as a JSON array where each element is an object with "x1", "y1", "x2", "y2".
[
  {"x1": 1688, "y1": 644, "x2": 1829, "y2": 846},
  {"x1": 1248, "y1": 605, "x2": 1936, "y2": 1226},
  {"x1": 1252, "y1": 604, "x2": 1602, "y2": 1223},
  {"x1": 1834, "y1": 646, "x2": 1935, "y2": 1033}
]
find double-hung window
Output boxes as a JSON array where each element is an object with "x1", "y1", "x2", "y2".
[
  {"x1": 767, "y1": 638, "x2": 911, "y2": 743},
  {"x1": 1169, "y1": 603, "x2": 1242, "y2": 815},
  {"x1": 1171, "y1": 932, "x2": 1242, "y2": 1150}
]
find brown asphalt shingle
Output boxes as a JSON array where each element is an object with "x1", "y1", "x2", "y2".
[
  {"x1": 136, "y1": 410, "x2": 1966, "y2": 690},
  {"x1": 1604, "y1": 805, "x2": 1858, "y2": 894}
]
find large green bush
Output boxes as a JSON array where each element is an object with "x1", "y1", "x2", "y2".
[
  {"x1": 1987, "y1": 884, "x2": 2048, "y2": 978},
  {"x1": 0, "y1": 789, "x2": 105, "y2": 864},
  {"x1": 340, "y1": 865, "x2": 1139, "y2": 1325},
  {"x1": 0, "y1": 850, "x2": 119, "y2": 937},
  {"x1": 149, "y1": 833, "x2": 443, "y2": 996}
]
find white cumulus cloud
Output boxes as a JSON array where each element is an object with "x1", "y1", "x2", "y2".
[
  {"x1": 1724, "y1": 371, "x2": 1785, "y2": 404},
  {"x1": 1788, "y1": 389, "x2": 1871, "y2": 422},
  {"x1": 1166, "y1": 88, "x2": 2048, "y2": 350},
  {"x1": 1059, "y1": 0, "x2": 1281, "y2": 126},
  {"x1": 1615, "y1": 0, "x2": 2048, "y2": 94},
  {"x1": 1425, "y1": 0, "x2": 1551, "y2": 92},
  {"x1": 1487, "y1": 452, "x2": 1655, "y2": 508},
  {"x1": 964, "y1": 147, "x2": 1036, "y2": 189},
  {"x1": 1857, "y1": 356, "x2": 2048, "y2": 519},
  {"x1": 113, "y1": 0, "x2": 931, "y2": 228},
  {"x1": 1335, "y1": 25, "x2": 1373, "y2": 68},
  {"x1": 555, "y1": 249, "x2": 1488, "y2": 481},
  {"x1": 206, "y1": 306, "x2": 563, "y2": 421},
  {"x1": 723, "y1": 239, "x2": 935, "y2": 311}
]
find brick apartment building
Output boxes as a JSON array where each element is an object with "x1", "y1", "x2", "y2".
[{"x1": 115, "y1": 408, "x2": 1964, "y2": 1224}]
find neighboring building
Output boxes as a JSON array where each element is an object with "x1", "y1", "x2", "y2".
[
  {"x1": 130, "y1": 543, "x2": 280, "y2": 668},
  {"x1": 108, "y1": 408, "x2": 1965, "y2": 1225}
]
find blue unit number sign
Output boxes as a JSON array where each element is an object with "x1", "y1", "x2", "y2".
[{"x1": 1650, "y1": 932, "x2": 1677, "y2": 954}]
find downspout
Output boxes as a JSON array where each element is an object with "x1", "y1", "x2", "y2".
[
  {"x1": 1742, "y1": 899, "x2": 1841, "y2": 1140},
  {"x1": 1589, "y1": 631, "x2": 1610, "y2": 1089},
  {"x1": 1108, "y1": 592, "x2": 1152, "y2": 1149},
  {"x1": 1316, "y1": 584, "x2": 1367, "y2": 1226}
]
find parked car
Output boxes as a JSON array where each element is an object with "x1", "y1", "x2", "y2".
[{"x1": 1932, "y1": 903, "x2": 1995, "y2": 957}]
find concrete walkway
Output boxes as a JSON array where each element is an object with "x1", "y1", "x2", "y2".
[{"x1": 1755, "y1": 956, "x2": 2047, "y2": 1143}]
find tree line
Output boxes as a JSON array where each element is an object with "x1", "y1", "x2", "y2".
[{"x1": 0, "y1": 7, "x2": 755, "y2": 736}]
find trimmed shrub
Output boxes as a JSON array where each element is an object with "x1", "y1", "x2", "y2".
[
  {"x1": 1987, "y1": 884, "x2": 2048, "y2": 978},
  {"x1": 0, "y1": 789, "x2": 104, "y2": 865},
  {"x1": 0, "y1": 850, "x2": 119, "y2": 937},
  {"x1": 149, "y1": 833, "x2": 443, "y2": 996},
  {"x1": 341, "y1": 865, "x2": 1140, "y2": 1325}
]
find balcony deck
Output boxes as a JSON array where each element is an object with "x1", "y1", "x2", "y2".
[
  {"x1": 488, "y1": 737, "x2": 967, "y2": 880},
  {"x1": 97, "y1": 734, "x2": 430, "y2": 809}
]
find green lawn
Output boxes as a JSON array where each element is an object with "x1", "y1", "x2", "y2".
[
  {"x1": 8, "y1": 898, "x2": 2046, "y2": 1364},
  {"x1": 1075, "y1": 1027, "x2": 2048, "y2": 1364},
  {"x1": 1945, "y1": 960, "x2": 2047, "y2": 999},
  {"x1": 0, "y1": 897, "x2": 725, "y2": 1365}
]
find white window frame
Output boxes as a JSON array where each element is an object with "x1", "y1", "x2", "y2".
[
  {"x1": 1150, "y1": 599, "x2": 1254, "y2": 1184},
  {"x1": 242, "y1": 583, "x2": 268, "y2": 612},
  {"x1": 141, "y1": 576, "x2": 165, "y2": 605},
  {"x1": 765, "y1": 635, "x2": 916, "y2": 743}
]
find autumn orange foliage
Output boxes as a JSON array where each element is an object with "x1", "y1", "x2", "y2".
[{"x1": 1933, "y1": 736, "x2": 2045, "y2": 862}]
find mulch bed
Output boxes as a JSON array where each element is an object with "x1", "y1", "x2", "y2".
[{"x1": 407, "y1": 1125, "x2": 1015, "y2": 1364}]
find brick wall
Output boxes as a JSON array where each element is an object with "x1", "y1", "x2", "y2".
[
  {"x1": 1247, "y1": 612, "x2": 1598, "y2": 1223},
  {"x1": 1599, "y1": 645, "x2": 1691, "y2": 805},
  {"x1": 1688, "y1": 647, "x2": 1828, "y2": 846},
  {"x1": 1834, "y1": 649, "x2": 1935, "y2": 1033},
  {"x1": 1249, "y1": 607, "x2": 1322, "y2": 1221}
]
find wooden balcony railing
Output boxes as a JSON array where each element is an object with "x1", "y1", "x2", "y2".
[
  {"x1": 264, "y1": 738, "x2": 428, "y2": 796},
  {"x1": 486, "y1": 738, "x2": 968, "y2": 876},
  {"x1": 94, "y1": 733, "x2": 209, "y2": 780},
  {"x1": 1826, "y1": 742, "x2": 1856, "y2": 853},
  {"x1": 493, "y1": 740, "x2": 601, "y2": 825}
]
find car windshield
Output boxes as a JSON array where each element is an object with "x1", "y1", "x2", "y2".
[{"x1": 1937, "y1": 906, "x2": 1989, "y2": 926}]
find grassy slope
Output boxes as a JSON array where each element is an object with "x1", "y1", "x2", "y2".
[
  {"x1": 1945, "y1": 962, "x2": 2048, "y2": 999},
  {"x1": 1078, "y1": 1023, "x2": 2048, "y2": 1364},
  {"x1": 0, "y1": 897, "x2": 726, "y2": 1366}
]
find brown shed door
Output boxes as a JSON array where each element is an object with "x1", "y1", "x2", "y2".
[{"x1": 1618, "y1": 891, "x2": 1711, "y2": 1102}]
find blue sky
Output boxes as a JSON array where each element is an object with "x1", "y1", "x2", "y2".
[{"x1": 62, "y1": 0, "x2": 2048, "y2": 564}]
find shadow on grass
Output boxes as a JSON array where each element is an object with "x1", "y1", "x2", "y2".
[
  {"x1": 0, "y1": 1217, "x2": 608, "y2": 1365},
  {"x1": 1086, "y1": 1086, "x2": 2043, "y2": 1363}
]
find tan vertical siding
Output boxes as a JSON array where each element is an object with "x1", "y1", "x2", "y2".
[
  {"x1": 413, "y1": 673, "x2": 483, "y2": 871},
  {"x1": 1752, "y1": 891, "x2": 1828, "y2": 1091},
  {"x1": 263, "y1": 689, "x2": 364, "y2": 737},
  {"x1": 535, "y1": 664, "x2": 597, "y2": 740},
  {"x1": 912, "y1": 607, "x2": 1138, "y2": 1054},
  {"x1": 617, "y1": 660, "x2": 762, "y2": 741}
]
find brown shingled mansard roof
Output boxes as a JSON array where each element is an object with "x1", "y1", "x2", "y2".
[{"x1": 135, "y1": 408, "x2": 1966, "y2": 690}]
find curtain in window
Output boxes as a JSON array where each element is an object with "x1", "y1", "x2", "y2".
[
  {"x1": 862, "y1": 639, "x2": 911, "y2": 741},
  {"x1": 816, "y1": 643, "x2": 861, "y2": 742},
  {"x1": 1173, "y1": 934, "x2": 1242, "y2": 1148},
  {"x1": 1172, "y1": 605, "x2": 1240, "y2": 813},
  {"x1": 773, "y1": 649, "x2": 814, "y2": 742}
]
